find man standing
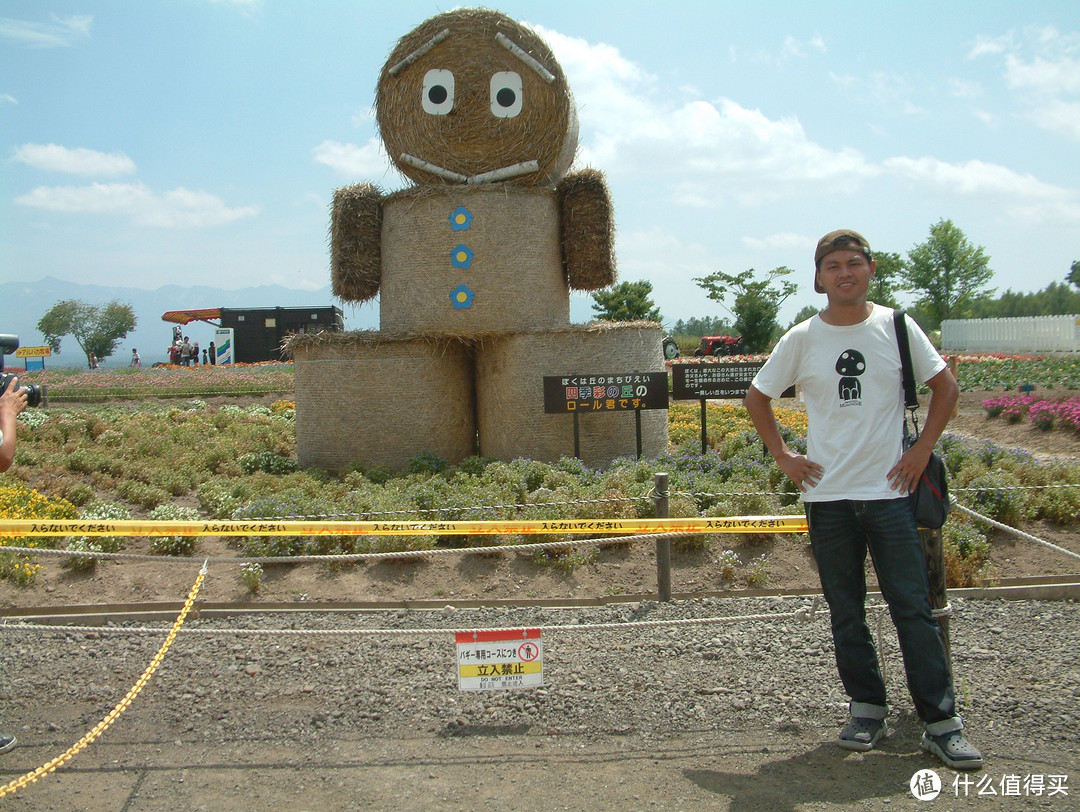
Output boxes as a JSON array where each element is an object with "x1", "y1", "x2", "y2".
[
  {"x1": 744, "y1": 229, "x2": 982, "y2": 770},
  {"x1": 0, "y1": 375, "x2": 28, "y2": 754}
]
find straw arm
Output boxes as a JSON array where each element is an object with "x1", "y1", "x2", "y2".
[
  {"x1": 330, "y1": 182, "x2": 383, "y2": 302},
  {"x1": 557, "y1": 168, "x2": 616, "y2": 291}
]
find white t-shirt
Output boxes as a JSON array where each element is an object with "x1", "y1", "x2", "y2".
[{"x1": 752, "y1": 304, "x2": 945, "y2": 502}]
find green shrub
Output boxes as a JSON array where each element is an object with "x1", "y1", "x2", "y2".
[
  {"x1": 408, "y1": 451, "x2": 449, "y2": 476},
  {"x1": 238, "y1": 450, "x2": 297, "y2": 475},
  {"x1": 943, "y1": 520, "x2": 995, "y2": 587},
  {"x1": 147, "y1": 503, "x2": 201, "y2": 556}
]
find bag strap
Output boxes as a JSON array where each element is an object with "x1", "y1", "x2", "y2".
[{"x1": 892, "y1": 310, "x2": 921, "y2": 438}]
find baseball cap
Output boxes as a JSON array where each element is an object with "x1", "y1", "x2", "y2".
[{"x1": 814, "y1": 229, "x2": 871, "y2": 293}]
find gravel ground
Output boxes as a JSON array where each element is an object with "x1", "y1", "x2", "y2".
[{"x1": 1, "y1": 595, "x2": 1078, "y2": 810}]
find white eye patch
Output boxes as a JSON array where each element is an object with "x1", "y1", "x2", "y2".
[
  {"x1": 490, "y1": 71, "x2": 522, "y2": 118},
  {"x1": 422, "y1": 69, "x2": 454, "y2": 115}
]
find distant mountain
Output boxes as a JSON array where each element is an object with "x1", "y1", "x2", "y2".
[
  {"x1": 1, "y1": 277, "x2": 598, "y2": 369},
  {"x1": 1, "y1": 277, "x2": 379, "y2": 368}
]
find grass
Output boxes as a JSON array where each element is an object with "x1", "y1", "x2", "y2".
[{"x1": 2, "y1": 359, "x2": 1078, "y2": 589}]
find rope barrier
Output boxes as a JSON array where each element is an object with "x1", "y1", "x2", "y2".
[
  {"x1": 0, "y1": 597, "x2": 824, "y2": 638},
  {"x1": 953, "y1": 503, "x2": 1080, "y2": 563},
  {"x1": 0, "y1": 561, "x2": 207, "y2": 799}
]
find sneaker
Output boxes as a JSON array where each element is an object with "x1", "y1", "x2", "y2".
[
  {"x1": 921, "y1": 729, "x2": 984, "y2": 770},
  {"x1": 0, "y1": 735, "x2": 16, "y2": 755},
  {"x1": 838, "y1": 717, "x2": 888, "y2": 751}
]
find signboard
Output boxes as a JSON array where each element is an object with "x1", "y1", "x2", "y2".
[
  {"x1": 671, "y1": 362, "x2": 794, "y2": 400},
  {"x1": 214, "y1": 328, "x2": 234, "y2": 364},
  {"x1": 456, "y1": 628, "x2": 543, "y2": 692},
  {"x1": 14, "y1": 346, "x2": 51, "y2": 359},
  {"x1": 543, "y1": 372, "x2": 669, "y2": 414}
]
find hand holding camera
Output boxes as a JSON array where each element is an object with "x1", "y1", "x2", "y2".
[{"x1": 0, "y1": 334, "x2": 46, "y2": 409}]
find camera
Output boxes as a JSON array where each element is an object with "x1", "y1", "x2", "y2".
[{"x1": 0, "y1": 334, "x2": 47, "y2": 408}]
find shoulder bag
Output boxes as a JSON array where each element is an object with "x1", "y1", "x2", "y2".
[{"x1": 893, "y1": 311, "x2": 951, "y2": 529}]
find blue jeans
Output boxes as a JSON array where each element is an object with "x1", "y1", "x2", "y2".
[{"x1": 806, "y1": 498, "x2": 957, "y2": 726}]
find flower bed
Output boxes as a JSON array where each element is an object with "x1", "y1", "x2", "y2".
[{"x1": 984, "y1": 393, "x2": 1080, "y2": 433}]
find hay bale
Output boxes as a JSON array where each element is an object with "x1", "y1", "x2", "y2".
[
  {"x1": 475, "y1": 323, "x2": 668, "y2": 468},
  {"x1": 377, "y1": 8, "x2": 577, "y2": 187},
  {"x1": 380, "y1": 185, "x2": 569, "y2": 336},
  {"x1": 558, "y1": 167, "x2": 616, "y2": 290},
  {"x1": 331, "y1": 183, "x2": 383, "y2": 302},
  {"x1": 292, "y1": 332, "x2": 475, "y2": 473}
]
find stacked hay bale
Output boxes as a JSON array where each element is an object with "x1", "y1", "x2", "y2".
[
  {"x1": 476, "y1": 323, "x2": 667, "y2": 468},
  {"x1": 291, "y1": 333, "x2": 475, "y2": 472},
  {"x1": 294, "y1": 8, "x2": 667, "y2": 473}
]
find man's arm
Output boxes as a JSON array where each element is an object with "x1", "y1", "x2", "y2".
[
  {"x1": 887, "y1": 366, "x2": 959, "y2": 494},
  {"x1": 744, "y1": 385, "x2": 823, "y2": 492},
  {"x1": 0, "y1": 377, "x2": 28, "y2": 472}
]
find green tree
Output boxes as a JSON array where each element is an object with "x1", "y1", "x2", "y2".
[
  {"x1": 868, "y1": 251, "x2": 905, "y2": 310},
  {"x1": 37, "y1": 299, "x2": 137, "y2": 365},
  {"x1": 694, "y1": 266, "x2": 796, "y2": 353},
  {"x1": 1069, "y1": 260, "x2": 1080, "y2": 290},
  {"x1": 786, "y1": 304, "x2": 820, "y2": 330},
  {"x1": 902, "y1": 219, "x2": 994, "y2": 330},
  {"x1": 591, "y1": 280, "x2": 662, "y2": 322}
]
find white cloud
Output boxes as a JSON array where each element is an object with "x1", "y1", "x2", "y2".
[
  {"x1": 0, "y1": 94, "x2": 16, "y2": 106},
  {"x1": 312, "y1": 138, "x2": 394, "y2": 178},
  {"x1": 883, "y1": 156, "x2": 1080, "y2": 223},
  {"x1": 975, "y1": 26, "x2": 1080, "y2": 141},
  {"x1": 0, "y1": 13, "x2": 91, "y2": 48},
  {"x1": 968, "y1": 33, "x2": 1013, "y2": 59},
  {"x1": 1005, "y1": 54, "x2": 1080, "y2": 95},
  {"x1": 742, "y1": 232, "x2": 809, "y2": 252},
  {"x1": 13, "y1": 143, "x2": 136, "y2": 176},
  {"x1": 780, "y1": 34, "x2": 827, "y2": 61},
  {"x1": 14, "y1": 182, "x2": 259, "y2": 227}
]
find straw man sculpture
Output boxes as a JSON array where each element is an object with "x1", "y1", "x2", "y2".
[{"x1": 291, "y1": 8, "x2": 666, "y2": 471}]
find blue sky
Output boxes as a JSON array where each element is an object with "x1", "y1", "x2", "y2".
[{"x1": 2, "y1": 0, "x2": 1079, "y2": 331}]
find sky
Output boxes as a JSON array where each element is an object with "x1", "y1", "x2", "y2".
[{"x1": 2, "y1": 0, "x2": 1079, "y2": 332}]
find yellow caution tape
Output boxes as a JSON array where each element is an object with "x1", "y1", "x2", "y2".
[
  {"x1": 0, "y1": 562, "x2": 207, "y2": 799},
  {"x1": 0, "y1": 516, "x2": 808, "y2": 538}
]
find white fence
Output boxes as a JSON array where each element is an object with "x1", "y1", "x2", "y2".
[{"x1": 941, "y1": 315, "x2": 1080, "y2": 353}]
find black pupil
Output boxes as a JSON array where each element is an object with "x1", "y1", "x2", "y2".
[
  {"x1": 429, "y1": 85, "x2": 448, "y2": 105},
  {"x1": 496, "y1": 88, "x2": 516, "y2": 108}
]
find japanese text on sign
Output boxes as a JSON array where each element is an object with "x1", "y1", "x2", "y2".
[
  {"x1": 671, "y1": 362, "x2": 794, "y2": 400},
  {"x1": 543, "y1": 372, "x2": 668, "y2": 413},
  {"x1": 456, "y1": 628, "x2": 543, "y2": 692}
]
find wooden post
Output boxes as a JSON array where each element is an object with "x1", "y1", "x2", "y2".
[
  {"x1": 654, "y1": 472, "x2": 671, "y2": 602},
  {"x1": 947, "y1": 356, "x2": 959, "y2": 418},
  {"x1": 920, "y1": 527, "x2": 951, "y2": 671}
]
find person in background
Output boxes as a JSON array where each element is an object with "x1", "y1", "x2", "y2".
[
  {"x1": 744, "y1": 228, "x2": 982, "y2": 771},
  {"x1": 0, "y1": 374, "x2": 28, "y2": 754},
  {"x1": 130, "y1": 348, "x2": 142, "y2": 367},
  {"x1": 202, "y1": 349, "x2": 208, "y2": 365},
  {"x1": 192, "y1": 341, "x2": 200, "y2": 365},
  {"x1": 208, "y1": 341, "x2": 216, "y2": 365},
  {"x1": 180, "y1": 337, "x2": 192, "y2": 366}
]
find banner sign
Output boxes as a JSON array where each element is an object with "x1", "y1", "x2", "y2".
[
  {"x1": 14, "y1": 346, "x2": 51, "y2": 358},
  {"x1": 543, "y1": 372, "x2": 668, "y2": 413},
  {"x1": 671, "y1": 362, "x2": 794, "y2": 400},
  {"x1": 214, "y1": 328, "x2": 234, "y2": 364},
  {"x1": 456, "y1": 628, "x2": 543, "y2": 691}
]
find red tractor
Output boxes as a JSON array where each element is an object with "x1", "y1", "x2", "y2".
[{"x1": 693, "y1": 335, "x2": 749, "y2": 357}]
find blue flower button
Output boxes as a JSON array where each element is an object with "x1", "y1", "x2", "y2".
[
  {"x1": 450, "y1": 284, "x2": 475, "y2": 309},
  {"x1": 449, "y1": 206, "x2": 473, "y2": 231},
  {"x1": 451, "y1": 244, "x2": 474, "y2": 269}
]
